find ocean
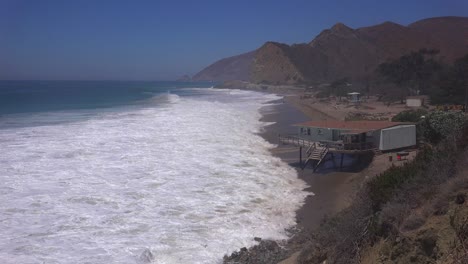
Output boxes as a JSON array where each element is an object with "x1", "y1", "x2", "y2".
[{"x1": 0, "y1": 81, "x2": 308, "y2": 264}]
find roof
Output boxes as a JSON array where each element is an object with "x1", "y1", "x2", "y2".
[
  {"x1": 406, "y1": 95, "x2": 429, "y2": 99},
  {"x1": 340, "y1": 129, "x2": 371, "y2": 135},
  {"x1": 294, "y1": 120, "x2": 411, "y2": 133}
]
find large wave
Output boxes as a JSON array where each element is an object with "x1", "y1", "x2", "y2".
[
  {"x1": 148, "y1": 92, "x2": 181, "y2": 105},
  {"x1": 0, "y1": 89, "x2": 309, "y2": 264}
]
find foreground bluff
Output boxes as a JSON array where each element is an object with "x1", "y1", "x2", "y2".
[{"x1": 192, "y1": 16, "x2": 468, "y2": 84}]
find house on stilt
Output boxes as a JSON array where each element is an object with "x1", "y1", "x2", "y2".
[{"x1": 279, "y1": 120, "x2": 416, "y2": 171}]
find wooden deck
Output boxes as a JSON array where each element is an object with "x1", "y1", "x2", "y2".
[
  {"x1": 279, "y1": 134, "x2": 376, "y2": 171},
  {"x1": 278, "y1": 135, "x2": 375, "y2": 154}
]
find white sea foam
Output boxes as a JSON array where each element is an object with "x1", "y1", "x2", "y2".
[
  {"x1": 148, "y1": 92, "x2": 181, "y2": 105},
  {"x1": 0, "y1": 89, "x2": 309, "y2": 264}
]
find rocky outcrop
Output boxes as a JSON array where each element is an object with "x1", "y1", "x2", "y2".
[
  {"x1": 223, "y1": 240, "x2": 289, "y2": 264},
  {"x1": 251, "y1": 42, "x2": 304, "y2": 84}
]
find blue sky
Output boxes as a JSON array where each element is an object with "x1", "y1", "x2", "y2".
[{"x1": 1, "y1": 0, "x2": 467, "y2": 80}]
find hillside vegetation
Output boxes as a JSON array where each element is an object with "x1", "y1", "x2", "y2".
[
  {"x1": 298, "y1": 112, "x2": 468, "y2": 264},
  {"x1": 374, "y1": 50, "x2": 468, "y2": 106}
]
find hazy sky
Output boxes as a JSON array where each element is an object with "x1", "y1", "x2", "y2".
[{"x1": 1, "y1": 0, "x2": 467, "y2": 80}]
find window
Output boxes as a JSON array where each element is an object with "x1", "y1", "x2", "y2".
[
  {"x1": 317, "y1": 129, "x2": 323, "y2": 135},
  {"x1": 307, "y1": 128, "x2": 311, "y2": 135}
]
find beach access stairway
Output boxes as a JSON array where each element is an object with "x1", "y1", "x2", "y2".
[
  {"x1": 304, "y1": 144, "x2": 329, "y2": 171},
  {"x1": 279, "y1": 134, "x2": 376, "y2": 153},
  {"x1": 278, "y1": 135, "x2": 329, "y2": 171},
  {"x1": 278, "y1": 134, "x2": 377, "y2": 171}
]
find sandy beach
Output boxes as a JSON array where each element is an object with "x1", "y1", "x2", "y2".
[
  {"x1": 224, "y1": 87, "x2": 417, "y2": 263},
  {"x1": 258, "y1": 96, "x2": 397, "y2": 231},
  {"x1": 260, "y1": 99, "x2": 355, "y2": 232}
]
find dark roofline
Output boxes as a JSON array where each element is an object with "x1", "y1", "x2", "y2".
[{"x1": 294, "y1": 120, "x2": 414, "y2": 132}]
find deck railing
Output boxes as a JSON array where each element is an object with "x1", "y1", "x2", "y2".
[
  {"x1": 278, "y1": 134, "x2": 316, "y2": 148},
  {"x1": 279, "y1": 135, "x2": 375, "y2": 151},
  {"x1": 342, "y1": 142, "x2": 374, "y2": 150}
]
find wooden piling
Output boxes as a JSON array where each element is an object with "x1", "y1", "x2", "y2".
[
  {"x1": 299, "y1": 146, "x2": 303, "y2": 167},
  {"x1": 340, "y1": 153, "x2": 344, "y2": 171}
]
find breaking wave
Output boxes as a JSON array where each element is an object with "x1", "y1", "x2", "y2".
[{"x1": 0, "y1": 89, "x2": 308, "y2": 263}]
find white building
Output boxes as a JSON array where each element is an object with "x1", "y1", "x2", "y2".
[
  {"x1": 406, "y1": 96, "x2": 428, "y2": 107},
  {"x1": 295, "y1": 120, "x2": 416, "y2": 152}
]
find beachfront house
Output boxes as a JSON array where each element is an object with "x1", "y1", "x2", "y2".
[
  {"x1": 280, "y1": 120, "x2": 416, "y2": 171},
  {"x1": 295, "y1": 120, "x2": 416, "y2": 151}
]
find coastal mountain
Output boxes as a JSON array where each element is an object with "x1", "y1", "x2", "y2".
[
  {"x1": 176, "y1": 74, "x2": 192, "y2": 82},
  {"x1": 193, "y1": 16, "x2": 468, "y2": 84},
  {"x1": 192, "y1": 51, "x2": 256, "y2": 82},
  {"x1": 408, "y1": 16, "x2": 468, "y2": 62},
  {"x1": 250, "y1": 42, "x2": 304, "y2": 84}
]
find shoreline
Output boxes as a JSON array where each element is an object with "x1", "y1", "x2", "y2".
[
  {"x1": 259, "y1": 97, "x2": 354, "y2": 232},
  {"x1": 224, "y1": 91, "x2": 361, "y2": 263},
  {"x1": 223, "y1": 86, "x2": 415, "y2": 264},
  {"x1": 224, "y1": 86, "x2": 407, "y2": 263}
]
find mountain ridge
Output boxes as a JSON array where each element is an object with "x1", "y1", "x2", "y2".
[
  {"x1": 191, "y1": 51, "x2": 256, "y2": 82},
  {"x1": 192, "y1": 16, "x2": 468, "y2": 84}
]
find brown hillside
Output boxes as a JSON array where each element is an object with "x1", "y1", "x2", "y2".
[
  {"x1": 194, "y1": 16, "x2": 468, "y2": 84},
  {"x1": 250, "y1": 42, "x2": 304, "y2": 84},
  {"x1": 408, "y1": 16, "x2": 468, "y2": 62},
  {"x1": 356, "y1": 21, "x2": 429, "y2": 60},
  {"x1": 301, "y1": 22, "x2": 380, "y2": 81}
]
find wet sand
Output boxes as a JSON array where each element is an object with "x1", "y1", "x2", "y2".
[
  {"x1": 259, "y1": 99, "x2": 361, "y2": 232},
  {"x1": 224, "y1": 91, "x2": 404, "y2": 263},
  {"x1": 224, "y1": 87, "x2": 414, "y2": 263}
]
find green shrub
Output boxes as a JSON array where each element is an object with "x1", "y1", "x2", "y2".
[
  {"x1": 300, "y1": 120, "x2": 468, "y2": 264},
  {"x1": 420, "y1": 111, "x2": 467, "y2": 144},
  {"x1": 392, "y1": 109, "x2": 428, "y2": 122},
  {"x1": 367, "y1": 148, "x2": 434, "y2": 211}
]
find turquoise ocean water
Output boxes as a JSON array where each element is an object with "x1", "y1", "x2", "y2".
[{"x1": 0, "y1": 81, "x2": 308, "y2": 263}]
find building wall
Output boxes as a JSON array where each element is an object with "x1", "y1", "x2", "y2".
[
  {"x1": 369, "y1": 130, "x2": 381, "y2": 149},
  {"x1": 298, "y1": 126, "x2": 335, "y2": 141},
  {"x1": 406, "y1": 98, "x2": 422, "y2": 107},
  {"x1": 379, "y1": 125, "x2": 416, "y2": 151}
]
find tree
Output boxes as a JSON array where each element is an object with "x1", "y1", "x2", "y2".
[
  {"x1": 431, "y1": 54, "x2": 468, "y2": 105},
  {"x1": 377, "y1": 50, "x2": 443, "y2": 102},
  {"x1": 329, "y1": 77, "x2": 349, "y2": 101},
  {"x1": 453, "y1": 55, "x2": 468, "y2": 110}
]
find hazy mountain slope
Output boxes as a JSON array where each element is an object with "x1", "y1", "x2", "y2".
[{"x1": 191, "y1": 51, "x2": 256, "y2": 81}]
